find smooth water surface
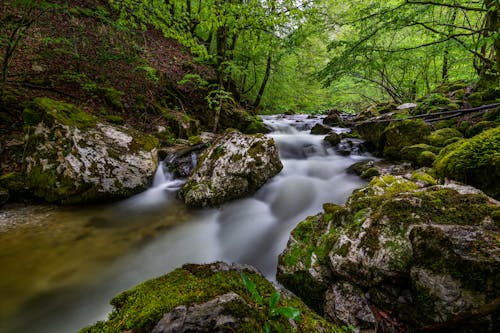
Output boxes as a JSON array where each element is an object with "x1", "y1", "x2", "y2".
[{"x1": 0, "y1": 114, "x2": 369, "y2": 333}]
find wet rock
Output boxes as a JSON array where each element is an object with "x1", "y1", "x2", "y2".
[
  {"x1": 278, "y1": 175, "x2": 500, "y2": 332},
  {"x1": 162, "y1": 143, "x2": 208, "y2": 178},
  {"x1": 324, "y1": 132, "x2": 341, "y2": 146},
  {"x1": 311, "y1": 123, "x2": 332, "y2": 135},
  {"x1": 23, "y1": 97, "x2": 158, "y2": 204},
  {"x1": 180, "y1": 129, "x2": 282, "y2": 207},
  {"x1": 80, "y1": 262, "x2": 336, "y2": 333},
  {"x1": 323, "y1": 109, "x2": 343, "y2": 126},
  {"x1": 336, "y1": 138, "x2": 366, "y2": 156}
]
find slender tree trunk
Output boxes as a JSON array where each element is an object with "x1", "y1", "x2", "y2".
[{"x1": 253, "y1": 53, "x2": 272, "y2": 108}]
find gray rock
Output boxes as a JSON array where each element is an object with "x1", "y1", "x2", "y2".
[
  {"x1": 278, "y1": 175, "x2": 500, "y2": 332},
  {"x1": 325, "y1": 282, "x2": 376, "y2": 331},
  {"x1": 152, "y1": 292, "x2": 248, "y2": 333},
  {"x1": 23, "y1": 98, "x2": 158, "y2": 204},
  {"x1": 180, "y1": 129, "x2": 282, "y2": 207}
]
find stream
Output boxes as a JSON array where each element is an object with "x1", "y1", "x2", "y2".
[{"x1": 0, "y1": 114, "x2": 369, "y2": 333}]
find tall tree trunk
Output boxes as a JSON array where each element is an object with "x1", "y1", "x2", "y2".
[{"x1": 253, "y1": 53, "x2": 272, "y2": 109}]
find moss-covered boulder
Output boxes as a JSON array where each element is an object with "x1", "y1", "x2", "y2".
[
  {"x1": 323, "y1": 109, "x2": 343, "y2": 126},
  {"x1": 278, "y1": 175, "x2": 500, "y2": 332},
  {"x1": 426, "y1": 128, "x2": 463, "y2": 147},
  {"x1": 80, "y1": 262, "x2": 337, "y2": 333},
  {"x1": 354, "y1": 121, "x2": 388, "y2": 154},
  {"x1": 380, "y1": 119, "x2": 431, "y2": 160},
  {"x1": 434, "y1": 126, "x2": 500, "y2": 200},
  {"x1": 180, "y1": 129, "x2": 282, "y2": 207},
  {"x1": 23, "y1": 98, "x2": 159, "y2": 204},
  {"x1": 400, "y1": 143, "x2": 440, "y2": 165}
]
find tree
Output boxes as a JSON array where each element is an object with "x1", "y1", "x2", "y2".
[{"x1": 320, "y1": 0, "x2": 500, "y2": 103}]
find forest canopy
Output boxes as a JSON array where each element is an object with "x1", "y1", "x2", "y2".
[{"x1": 1, "y1": 0, "x2": 499, "y2": 113}]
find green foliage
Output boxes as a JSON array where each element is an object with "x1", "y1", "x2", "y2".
[{"x1": 240, "y1": 272, "x2": 301, "y2": 332}]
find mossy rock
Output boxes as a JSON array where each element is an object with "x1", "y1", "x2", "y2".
[
  {"x1": 243, "y1": 116, "x2": 270, "y2": 134},
  {"x1": 310, "y1": 123, "x2": 331, "y2": 135},
  {"x1": 409, "y1": 171, "x2": 437, "y2": 186},
  {"x1": 467, "y1": 87, "x2": 500, "y2": 107},
  {"x1": 80, "y1": 262, "x2": 337, "y2": 333},
  {"x1": 434, "y1": 126, "x2": 500, "y2": 200},
  {"x1": 279, "y1": 174, "x2": 500, "y2": 331},
  {"x1": 401, "y1": 144, "x2": 440, "y2": 165},
  {"x1": 465, "y1": 121, "x2": 499, "y2": 138},
  {"x1": 354, "y1": 122, "x2": 389, "y2": 155},
  {"x1": 23, "y1": 98, "x2": 159, "y2": 204},
  {"x1": 426, "y1": 128, "x2": 463, "y2": 147},
  {"x1": 413, "y1": 93, "x2": 453, "y2": 115},
  {"x1": 416, "y1": 151, "x2": 437, "y2": 167},
  {"x1": 380, "y1": 119, "x2": 432, "y2": 160}
]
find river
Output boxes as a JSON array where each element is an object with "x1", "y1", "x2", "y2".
[{"x1": 0, "y1": 114, "x2": 368, "y2": 333}]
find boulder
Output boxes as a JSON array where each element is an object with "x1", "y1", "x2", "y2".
[
  {"x1": 380, "y1": 119, "x2": 431, "y2": 160},
  {"x1": 434, "y1": 126, "x2": 500, "y2": 200},
  {"x1": 311, "y1": 123, "x2": 332, "y2": 135},
  {"x1": 426, "y1": 128, "x2": 463, "y2": 147},
  {"x1": 180, "y1": 129, "x2": 282, "y2": 207},
  {"x1": 80, "y1": 262, "x2": 337, "y2": 333},
  {"x1": 323, "y1": 109, "x2": 343, "y2": 126},
  {"x1": 23, "y1": 97, "x2": 159, "y2": 204},
  {"x1": 278, "y1": 174, "x2": 500, "y2": 332}
]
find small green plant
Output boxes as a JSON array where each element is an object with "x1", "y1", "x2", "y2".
[{"x1": 240, "y1": 272, "x2": 301, "y2": 333}]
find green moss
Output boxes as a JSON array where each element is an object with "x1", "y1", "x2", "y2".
[
  {"x1": 381, "y1": 119, "x2": 431, "y2": 160},
  {"x1": 0, "y1": 172, "x2": 25, "y2": 193},
  {"x1": 417, "y1": 151, "x2": 437, "y2": 167},
  {"x1": 103, "y1": 115, "x2": 124, "y2": 125},
  {"x1": 434, "y1": 126, "x2": 500, "y2": 200},
  {"x1": 81, "y1": 264, "x2": 336, "y2": 333},
  {"x1": 465, "y1": 121, "x2": 499, "y2": 138},
  {"x1": 413, "y1": 93, "x2": 453, "y2": 115},
  {"x1": 369, "y1": 175, "x2": 419, "y2": 195},
  {"x1": 467, "y1": 87, "x2": 500, "y2": 107},
  {"x1": 188, "y1": 135, "x2": 202, "y2": 145},
  {"x1": 410, "y1": 171, "x2": 437, "y2": 186},
  {"x1": 401, "y1": 144, "x2": 441, "y2": 165},
  {"x1": 360, "y1": 167, "x2": 380, "y2": 179},
  {"x1": 426, "y1": 128, "x2": 462, "y2": 147},
  {"x1": 24, "y1": 97, "x2": 96, "y2": 128}
]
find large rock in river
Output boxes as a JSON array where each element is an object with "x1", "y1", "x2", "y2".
[
  {"x1": 23, "y1": 97, "x2": 159, "y2": 204},
  {"x1": 180, "y1": 129, "x2": 282, "y2": 207},
  {"x1": 278, "y1": 174, "x2": 500, "y2": 332},
  {"x1": 80, "y1": 262, "x2": 336, "y2": 333}
]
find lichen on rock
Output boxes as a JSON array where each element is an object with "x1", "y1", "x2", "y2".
[
  {"x1": 278, "y1": 174, "x2": 500, "y2": 332},
  {"x1": 23, "y1": 98, "x2": 159, "y2": 204},
  {"x1": 179, "y1": 129, "x2": 282, "y2": 208}
]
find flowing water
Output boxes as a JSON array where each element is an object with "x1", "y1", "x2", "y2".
[{"x1": 0, "y1": 114, "x2": 369, "y2": 333}]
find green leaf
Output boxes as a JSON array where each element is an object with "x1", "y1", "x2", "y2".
[
  {"x1": 240, "y1": 272, "x2": 263, "y2": 305},
  {"x1": 269, "y1": 291, "x2": 281, "y2": 309},
  {"x1": 274, "y1": 306, "x2": 301, "y2": 321}
]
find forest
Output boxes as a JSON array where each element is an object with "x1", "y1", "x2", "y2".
[{"x1": 0, "y1": 1, "x2": 499, "y2": 333}]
